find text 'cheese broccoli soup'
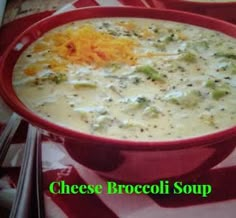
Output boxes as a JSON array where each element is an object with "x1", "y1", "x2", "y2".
[{"x1": 13, "y1": 18, "x2": 236, "y2": 140}]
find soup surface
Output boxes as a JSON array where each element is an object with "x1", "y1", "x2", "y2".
[{"x1": 13, "y1": 18, "x2": 236, "y2": 140}]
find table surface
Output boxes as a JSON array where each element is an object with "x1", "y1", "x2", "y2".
[
  {"x1": 3, "y1": 0, "x2": 74, "y2": 24},
  {"x1": 1, "y1": 1, "x2": 73, "y2": 217}
]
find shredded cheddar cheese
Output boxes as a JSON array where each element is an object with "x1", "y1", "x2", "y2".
[
  {"x1": 117, "y1": 21, "x2": 137, "y2": 31},
  {"x1": 45, "y1": 25, "x2": 137, "y2": 67},
  {"x1": 140, "y1": 29, "x2": 155, "y2": 39},
  {"x1": 24, "y1": 24, "x2": 139, "y2": 76},
  {"x1": 139, "y1": 52, "x2": 179, "y2": 59},
  {"x1": 25, "y1": 22, "x2": 191, "y2": 76},
  {"x1": 33, "y1": 42, "x2": 48, "y2": 52},
  {"x1": 177, "y1": 32, "x2": 188, "y2": 41},
  {"x1": 24, "y1": 22, "x2": 188, "y2": 76},
  {"x1": 24, "y1": 64, "x2": 42, "y2": 76}
]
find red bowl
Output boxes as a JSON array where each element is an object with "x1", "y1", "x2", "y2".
[
  {"x1": 0, "y1": 7, "x2": 236, "y2": 183},
  {"x1": 158, "y1": 0, "x2": 236, "y2": 24}
]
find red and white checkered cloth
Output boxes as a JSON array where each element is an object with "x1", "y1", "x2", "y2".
[{"x1": 0, "y1": 0, "x2": 235, "y2": 217}]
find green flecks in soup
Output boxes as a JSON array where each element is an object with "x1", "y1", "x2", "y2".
[{"x1": 13, "y1": 18, "x2": 236, "y2": 140}]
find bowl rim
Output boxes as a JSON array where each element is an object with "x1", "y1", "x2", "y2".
[
  {"x1": 0, "y1": 6, "x2": 236, "y2": 150},
  {"x1": 161, "y1": 0, "x2": 236, "y2": 6}
]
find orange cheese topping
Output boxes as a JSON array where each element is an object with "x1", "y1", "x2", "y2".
[
  {"x1": 45, "y1": 25, "x2": 137, "y2": 67},
  {"x1": 117, "y1": 21, "x2": 137, "y2": 31},
  {"x1": 24, "y1": 24, "x2": 139, "y2": 76},
  {"x1": 56, "y1": 25, "x2": 138, "y2": 67}
]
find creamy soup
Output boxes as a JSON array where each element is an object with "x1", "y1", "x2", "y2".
[{"x1": 13, "y1": 18, "x2": 236, "y2": 140}]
